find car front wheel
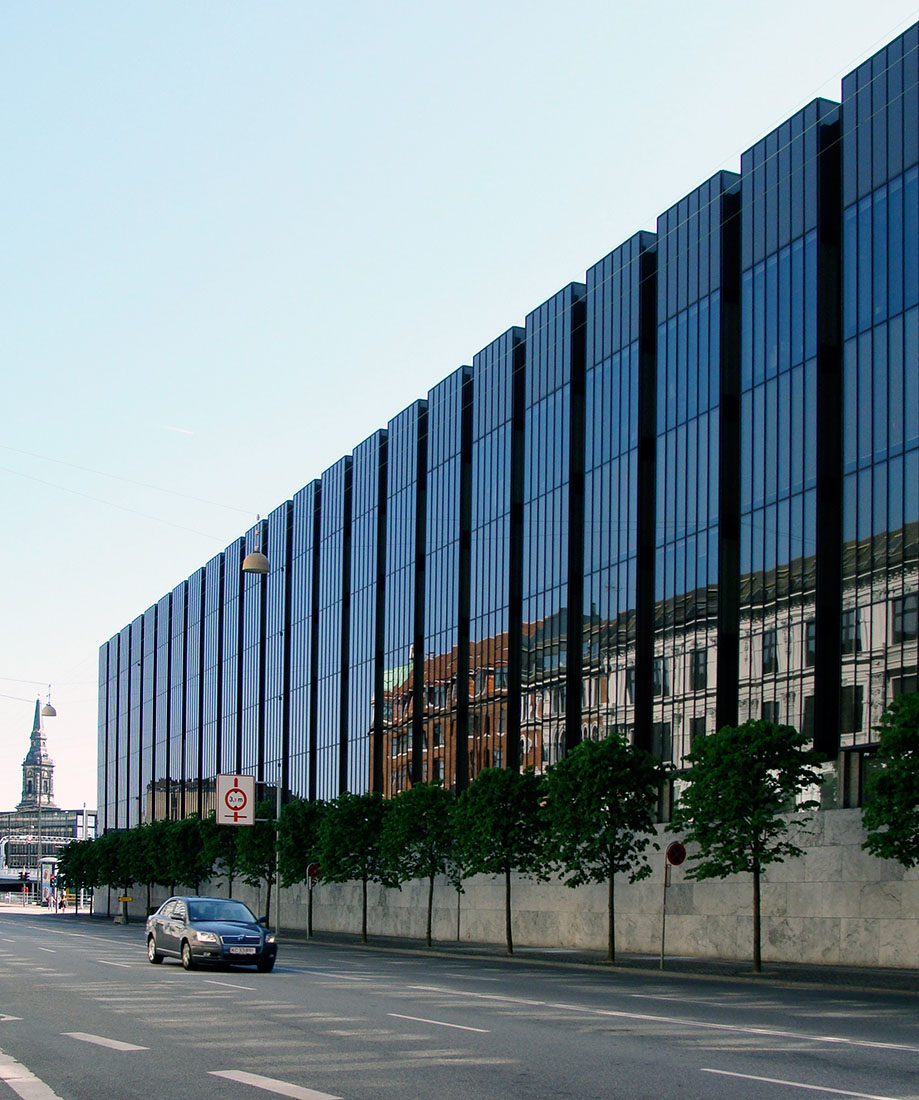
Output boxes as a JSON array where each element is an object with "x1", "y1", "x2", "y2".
[
  {"x1": 147, "y1": 936, "x2": 163, "y2": 964},
  {"x1": 256, "y1": 956, "x2": 275, "y2": 973},
  {"x1": 181, "y1": 941, "x2": 196, "y2": 971}
]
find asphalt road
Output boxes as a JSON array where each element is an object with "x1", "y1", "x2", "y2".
[{"x1": 1, "y1": 908, "x2": 918, "y2": 1100}]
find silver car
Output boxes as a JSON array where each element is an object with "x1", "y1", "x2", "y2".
[{"x1": 146, "y1": 895, "x2": 277, "y2": 972}]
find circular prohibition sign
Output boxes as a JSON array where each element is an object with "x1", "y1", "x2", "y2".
[{"x1": 225, "y1": 786, "x2": 248, "y2": 812}]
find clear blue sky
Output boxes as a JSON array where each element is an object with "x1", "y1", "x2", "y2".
[{"x1": 2, "y1": 1, "x2": 916, "y2": 813}]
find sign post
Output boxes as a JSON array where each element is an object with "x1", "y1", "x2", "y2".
[{"x1": 660, "y1": 841, "x2": 686, "y2": 970}]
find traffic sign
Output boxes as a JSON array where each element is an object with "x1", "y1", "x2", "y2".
[
  {"x1": 666, "y1": 841, "x2": 687, "y2": 866},
  {"x1": 307, "y1": 862, "x2": 321, "y2": 880},
  {"x1": 216, "y1": 774, "x2": 256, "y2": 826}
]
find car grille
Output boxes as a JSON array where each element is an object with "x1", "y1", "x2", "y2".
[{"x1": 221, "y1": 934, "x2": 260, "y2": 945}]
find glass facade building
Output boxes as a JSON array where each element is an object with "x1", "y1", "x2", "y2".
[{"x1": 99, "y1": 24, "x2": 919, "y2": 829}]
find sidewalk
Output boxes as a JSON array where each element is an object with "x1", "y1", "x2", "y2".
[
  {"x1": 276, "y1": 927, "x2": 919, "y2": 996},
  {"x1": 4, "y1": 902, "x2": 917, "y2": 995}
]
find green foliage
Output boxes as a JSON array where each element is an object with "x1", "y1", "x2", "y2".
[
  {"x1": 542, "y1": 734, "x2": 664, "y2": 888},
  {"x1": 92, "y1": 829, "x2": 134, "y2": 890},
  {"x1": 237, "y1": 800, "x2": 277, "y2": 888},
  {"x1": 168, "y1": 814, "x2": 214, "y2": 892},
  {"x1": 319, "y1": 791, "x2": 390, "y2": 887},
  {"x1": 380, "y1": 783, "x2": 456, "y2": 947},
  {"x1": 862, "y1": 693, "x2": 919, "y2": 867},
  {"x1": 278, "y1": 798, "x2": 327, "y2": 888},
  {"x1": 207, "y1": 811, "x2": 242, "y2": 895},
  {"x1": 453, "y1": 767, "x2": 545, "y2": 954},
  {"x1": 672, "y1": 720, "x2": 821, "y2": 880},
  {"x1": 57, "y1": 838, "x2": 100, "y2": 896},
  {"x1": 541, "y1": 734, "x2": 665, "y2": 961},
  {"x1": 381, "y1": 782, "x2": 455, "y2": 886},
  {"x1": 453, "y1": 767, "x2": 544, "y2": 880}
]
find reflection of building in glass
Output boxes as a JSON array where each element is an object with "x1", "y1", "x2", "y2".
[{"x1": 99, "y1": 25, "x2": 919, "y2": 829}]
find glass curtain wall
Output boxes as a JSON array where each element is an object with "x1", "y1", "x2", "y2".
[
  {"x1": 201, "y1": 552, "x2": 224, "y2": 817},
  {"x1": 97, "y1": 645, "x2": 110, "y2": 829},
  {"x1": 169, "y1": 581, "x2": 186, "y2": 820},
  {"x1": 116, "y1": 624, "x2": 131, "y2": 829},
  {"x1": 184, "y1": 568, "x2": 205, "y2": 818},
  {"x1": 655, "y1": 172, "x2": 742, "y2": 767},
  {"x1": 265, "y1": 501, "x2": 293, "y2": 803},
  {"x1": 128, "y1": 615, "x2": 143, "y2": 827},
  {"x1": 382, "y1": 401, "x2": 427, "y2": 795},
  {"x1": 423, "y1": 367, "x2": 472, "y2": 788},
  {"x1": 841, "y1": 29, "x2": 919, "y2": 766},
  {"x1": 316, "y1": 458, "x2": 353, "y2": 800},
  {"x1": 220, "y1": 538, "x2": 244, "y2": 779},
  {"x1": 153, "y1": 591, "x2": 172, "y2": 820},
  {"x1": 348, "y1": 431, "x2": 387, "y2": 794},
  {"x1": 738, "y1": 101, "x2": 840, "y2": 749},
  {"x1": 140, "y1": 604, "x2": 156, "y2": 823},
  {"x1": 520, "y1": 283, "x2": 587, "y2": 772},
  {"x1": 584, "y1": 232, "x2": 657, "y2": 750},
  {"x1": 289, "y1": 482, "x2": 320, "y2": 800},
  {"x1": 469, "y1": 328, "x2": 525, "y2": 781},
  {"x1": 240, "y1": 519, "x2": 267, "y2": 785}
]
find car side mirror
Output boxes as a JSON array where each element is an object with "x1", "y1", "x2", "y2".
[{"x1": 258, "y1": 916, "x2": 268, "y2": 926}]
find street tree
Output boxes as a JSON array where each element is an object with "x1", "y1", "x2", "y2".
[
  {"x1": 862, "y1": 693, "x2": 919, "y2": 867},
  {"x1": 237, "y1": 800, "x2": 278, "y2": 923},
  {"x1": 208, "y1": 811, "x2": 242, "y2": 896},
  {"x1": 672, "y1": 719, "x2": 822, "y2": 973},
  {"x1": 278, "y1": 798, "x2": 327, "y2": 936},
  {"x1": 453, "y1": 767, "x2": 545, "y2": 955},
  {"x1": 319, "y1": 791, "x2": 390, "y2": 943},
  {"x1": 541, "y1": 733, "x2": 666, "y2": 962},
  {"x1": 380, "y1": 782, "x2": 457, "y2": 947},
  {"x1": 169, "y1": 814, "x2": 214, "y2": 894}
]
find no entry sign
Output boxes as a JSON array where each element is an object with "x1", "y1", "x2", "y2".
[{"x1": 216, "y1": 774, "x2": 256, "y2": 826}]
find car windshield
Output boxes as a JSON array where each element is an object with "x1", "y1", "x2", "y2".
[{"x1": 186, "y1": 900, "x2": 256, "y2": 924}]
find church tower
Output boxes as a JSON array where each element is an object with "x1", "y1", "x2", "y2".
[{"x1": 17, "y1": 699, "x2": 57, "y2": 810}]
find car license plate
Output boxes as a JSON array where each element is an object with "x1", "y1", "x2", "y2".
[{"x1": 229, "y1": 946, "x2": 257, "y2": 955}]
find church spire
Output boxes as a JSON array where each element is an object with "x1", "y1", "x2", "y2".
[{"x1": 17, "y1": 698, "x2": 57, "y2": 811}]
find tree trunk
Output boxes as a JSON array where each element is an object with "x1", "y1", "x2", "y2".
[
  {"x1": 361, "y1": 875, "x2": 368, "y2": 943},
  {"x1": 264, "y1": 875, "x2": 273, "y2": 926},
  {"x1": 752, "y1": 854, "x2": 761, "y2": 974},
  {"x1": 426, "y1": 874, "x2": 434, "y2": 948},
  {"x1": 504, "y1": 865, "x2": 513, "y2": 955},
  {"x1": 607, "y1": 861, "x2": 616, "y2": 964}
]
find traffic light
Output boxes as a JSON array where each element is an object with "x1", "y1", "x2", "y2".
[
  {"x1": 19, "y1": 871, "x2": 27, "y2": 883},
  {"x1": 49, "y1": 875, "x2": 55, "y2": 888}
]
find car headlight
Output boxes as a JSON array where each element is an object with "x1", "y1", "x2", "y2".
[
  {"x1": 265, "y1": 934, "x2": 276, "y2": 944},
  {"x1": 196, "y1": 931, "x2": 220, "y2": 945}
]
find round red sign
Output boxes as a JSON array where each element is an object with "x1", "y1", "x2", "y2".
[{"x1": 666, "y1": 841, "x2": 687, "y2": 866}]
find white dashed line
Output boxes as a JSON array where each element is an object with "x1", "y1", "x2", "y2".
[
  {"x1": 63, "y1": 1033, "x2": 148, "y2": 1052},
  {"x1": 701, "y1": 1068, "x2": 902, "y2": 1099},
  {"x1": 389, "y1": 1013, "x2": 489, "y2": 1033},
  {"x1": 209, "y1": 1070, "x2": 341, "y2": 1099}
]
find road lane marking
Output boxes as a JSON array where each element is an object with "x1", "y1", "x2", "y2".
[
  {"x1": 0, "y1": 1048, "x2": 65, "y2": 1100},
  {"x1": 410, "y1": 985, "x2": 919, "y2": 1053},
  {"x1": 701, "y1": 1068, "x2": 903, "y2": 1099},
  {"x1": 389, "y1": 1013, "x2": 489, "y2": 1033},
  {"x1": 203, "y1": 979, "x2": 257, "y2": 991},
  {"x1": 209, "y1": 1070, "x2": 341, "y2": 1099},
  {"x1": 0, "y1": 1015, "x2": 22, "y2": 1023},
  {"x1": 95, "y1": 960, "x2": 131, "y2": 968},
  {"x1": 63, "y1": 1033, "x2": 147, "y2": 1051},
  {"x1": 37, "y1": 948, "x2": 55, "y2": 954}
]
